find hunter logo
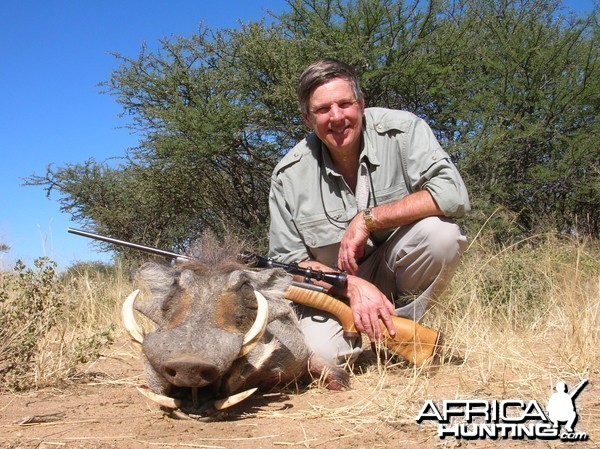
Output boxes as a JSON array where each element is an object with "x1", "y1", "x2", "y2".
[{"x1": 416, "y1": 379, "x2": 589, "y2": 441}]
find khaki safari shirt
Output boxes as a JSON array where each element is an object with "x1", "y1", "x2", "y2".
[{"x1": 268, "y1": 107, "x2": 470, "y2": 267}]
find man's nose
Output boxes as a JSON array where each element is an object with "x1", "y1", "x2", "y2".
[{"x1": 329, "y1": 104, "x2": 344, "y2": 120}]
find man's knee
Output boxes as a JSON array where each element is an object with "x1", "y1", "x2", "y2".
[
  {"x1": 386, "y1": 217, "x2": 467, "y2": 302},
  {"x1": 417, "y1": 217, "x2": 467, "y2": 265}
]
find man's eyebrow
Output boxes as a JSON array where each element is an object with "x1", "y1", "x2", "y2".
[{"x1": 310, "y1": 97, "x2": 356, "y2": 110}]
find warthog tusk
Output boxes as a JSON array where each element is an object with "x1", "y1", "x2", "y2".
[
  {"x1": 238, "y1": 290, "x2": 269, "y2": 357},
  {"x1": 136, "y1": 385, "x2": 181, "y2": 409},
  {"x1": 122, "y1": 290, "x2": 144, "y2": 344},
  {"x1": 213, "y1": 387, "x2": 258, "y2": 410},
  {"x1": 136, "y1": 385, "x2": 256, "y2": 415}
]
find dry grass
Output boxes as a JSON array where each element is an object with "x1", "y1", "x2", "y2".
[
  {"x1": 1, "y1": 233, "x2": 598, "y2": 441},
  {"x1": 252, "y1": 233, "x2": 600, "y2": 437},
  {"x1": 435, "y1": 233, "x2": 599, "y2": 388},
  {"x1": 0, "y1": 260, "x2": 136, "y2": 391}
]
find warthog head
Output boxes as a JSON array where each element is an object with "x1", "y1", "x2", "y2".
[{"x1": 123, "y1": 243, "x2": 348, "y2": 419}]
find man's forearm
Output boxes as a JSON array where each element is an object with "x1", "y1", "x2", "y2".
[{"x1": 368, "y1": 190, "x2": 442, "y2": 231}]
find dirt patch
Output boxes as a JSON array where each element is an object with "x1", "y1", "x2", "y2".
[{"x1": 1, "y1": 336, "x2": 598, "y2": 449}]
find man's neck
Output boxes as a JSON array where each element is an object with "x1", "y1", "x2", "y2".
[{"x1": 327, "y1": 145, "x2": 361, "y2": 193}]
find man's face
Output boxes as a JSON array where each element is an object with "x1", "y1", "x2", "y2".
[{"x1": 303, "y1": 77, "x2": 365, "y2": 155}]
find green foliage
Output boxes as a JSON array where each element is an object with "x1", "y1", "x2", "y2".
[
  {"x1": 61, "y1": 260, "x2": 119, "y2": 281},
  {"x1": 457, "y1": 0, "x2": 600, "y2": 238},
  {"x1": 0, "y1": 258, "x2": 65, "y2": 390},
  {"x1": 73, "y1": 326, "x2": 115, "y2": 364},
  {"x1": 24, "y1": 0, "x2": 599, "y2": 257}
]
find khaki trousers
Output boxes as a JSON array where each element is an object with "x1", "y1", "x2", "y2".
[{"x1": 296, "y1": 216, "x2": 467, "y2": 365}]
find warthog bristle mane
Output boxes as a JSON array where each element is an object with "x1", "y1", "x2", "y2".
[{"x1": 186, "y1": 231, "x2": 246, "y2": 272}]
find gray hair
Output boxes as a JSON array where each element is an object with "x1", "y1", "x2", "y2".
[{"x1": 297, "y1": 58, "x2": 364, "y2": 117}]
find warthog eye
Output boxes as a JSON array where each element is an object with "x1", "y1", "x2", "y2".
[
  {"x1": 237, "y1": 281, "x2": 258, "y2": 310},
  {"x1": 214, "y1": 281, "x2": 258, "y2": 334},
  {"x1": 159, "y1": 289, "x2": 191, "y2": 330}
]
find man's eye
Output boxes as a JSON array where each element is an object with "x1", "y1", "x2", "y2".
[{"x1": 340, "y1": 101, "x2": 355, "y2": 109}]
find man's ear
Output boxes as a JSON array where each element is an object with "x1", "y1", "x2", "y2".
[
  {"x1": 302, "y1": 113, "x2": 313, "y2": 130},
  {"x1": 358, "y1": 98, "x2": 366, "y2": 114}
]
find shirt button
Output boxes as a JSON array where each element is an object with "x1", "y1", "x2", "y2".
[{"x1": 376, "y1": 124, "x2": 383, "y2": 131}]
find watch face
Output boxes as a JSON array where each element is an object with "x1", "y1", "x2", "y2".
[{"x1": 363, "y1": 208, "x2": 375, "y2": 232}]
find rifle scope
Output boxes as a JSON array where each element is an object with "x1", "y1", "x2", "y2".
[{"x1": 240, "y1": 253, "x2": 347, "y2": 289}]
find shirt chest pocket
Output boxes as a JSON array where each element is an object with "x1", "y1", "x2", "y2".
[
  {"x1": 296, "y1": 214, "x2": 345, "y2": 267},
  {"x1": 373, "y1": 183, "x2": 409, "y2": 204}
]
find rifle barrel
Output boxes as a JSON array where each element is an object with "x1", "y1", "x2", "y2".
[
  {"x1": 67, "y1": 228, "x2": 193, "y2": 261},
  {"x1": 68, "y1": 228, "x2": 346, "y2": 287}
]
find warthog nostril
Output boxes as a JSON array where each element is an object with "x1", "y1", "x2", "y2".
[{"x1": 162, "y1": 357, "x2": 220, "y2": 387}]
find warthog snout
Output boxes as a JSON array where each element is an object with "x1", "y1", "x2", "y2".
[{"x1": 161, "y1": 356, "x2": 220, "y2": 387}]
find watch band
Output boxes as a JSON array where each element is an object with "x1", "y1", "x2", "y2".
[{"x1": 363, "y1": 208, "x2": 376, "y2": 232}]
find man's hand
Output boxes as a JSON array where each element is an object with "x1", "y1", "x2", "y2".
[
  {"x1": 338, "y1": 191, "x2": 444, "y2": 275},
  {"x1": 346, "y1": 275, "x2": 397, "y2": 341},
  {"x1": 297, "y1": 258, "x2": 397, "y2": 342},
  {"x1": 337, "y1": 212, "x2": 369, "y2": 275}
]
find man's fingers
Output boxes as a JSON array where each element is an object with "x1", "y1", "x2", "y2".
[
  {"x1": 356, "y1": 308, "x2": 396, "y2": 342},
  {"x1": 379, "y1": 310, "x2": 396, "y2": 337},
  {"x1": 368, "y1": 312, "x2": 382, "y2": 340},
  {"x1": 384, "y1": 299, "x2": 397, "y2": 316},
  {"x1": 346, "y1": 258, "x2": 358, "y2": 275},
  {"x1": 363, "y1": 319, "x2": 375, "y2": 340},
  {"x1": 338, "y1": 249, "x2": 358, "y2": 275},
  {"x1": 353, "y1": 309, "x2": 377, "y2": 340}
]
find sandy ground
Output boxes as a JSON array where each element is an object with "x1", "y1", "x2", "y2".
[{"x1": 1, "y1": 336, "x2": 598, "y2": 449}]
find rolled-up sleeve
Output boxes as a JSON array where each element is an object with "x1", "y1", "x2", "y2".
[
  {"x1": 406, "y1": 117, "x2": 470, "y2": 218},
  {"x1": 268, "y1": 172, "x2": 309, "y2": 264}
]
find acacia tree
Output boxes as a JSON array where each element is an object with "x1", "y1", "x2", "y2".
[
  {"x1": 25, "y1": 0, "x2": 599, "y2": 259},
  {"x1": 457, "y1": 0, "x2": 600, "y2": 237}
]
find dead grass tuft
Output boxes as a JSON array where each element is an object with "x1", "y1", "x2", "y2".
[{"x1": 0, "y1": 260, "x2": 135, "y2": 391}]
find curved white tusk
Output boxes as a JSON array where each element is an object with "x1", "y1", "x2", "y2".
[
  {"x1": 122, "y1": 289, "x2": 144, "y2": 344},
  {"x1": 214, "y1": 387, "x2": 258, "y2": 410},
  {"x1": 136, "y1": 385, "x2": 181, "y2": 409},
  {"x1": 238, "y1": 290, "x2": 269, "y2": 357}
]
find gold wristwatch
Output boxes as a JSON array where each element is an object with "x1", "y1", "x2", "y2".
[{"x1": 363, "y1": 208, "x2": 376, "y2": 232}]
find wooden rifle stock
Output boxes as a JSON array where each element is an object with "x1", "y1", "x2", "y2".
[{"x1": 285, "y1": 284, "x2": 440, "y2": 367}]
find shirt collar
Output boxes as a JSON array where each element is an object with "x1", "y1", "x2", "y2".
[
  {"x1": 360, "y1": 113, "x2": 381, "y2": 167},
  {"x1": 319, "y1": 117, "x2": 381, "y2": 177}
]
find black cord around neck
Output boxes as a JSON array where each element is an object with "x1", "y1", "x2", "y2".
[{"x1": 317, "y1": 147, "x2": 377, "y2": 229}]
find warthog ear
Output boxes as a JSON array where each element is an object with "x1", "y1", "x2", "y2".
[
  {"x1": 135, "y1": 262, "x2": 181, "y2": 326},
  {"x1": 139, "y1": 262, "x2": 180, "y2": 297},
  {"x1": 242, "y1": 268, "x2": 291, "y2": 297}
]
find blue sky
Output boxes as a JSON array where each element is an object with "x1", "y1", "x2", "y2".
[
  {"x1": 0, "y1": 0, "x2": 595, "y2": 271},
  {"x1": 0, "y1": 0, "x2": 285, "y2": 270}
]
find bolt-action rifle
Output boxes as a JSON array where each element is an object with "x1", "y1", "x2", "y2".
[{"x1": 68, "y1": 228, "x2": 440, "y2": 366}]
